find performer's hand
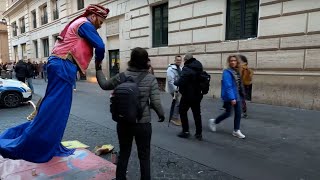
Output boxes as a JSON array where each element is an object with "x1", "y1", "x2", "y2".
[
  {"x1": 231, "y1": 100, "x2": 237, "y2": 106},
  {"x1": 95, "y1": 61, "x2": 102, "y2": 71}
]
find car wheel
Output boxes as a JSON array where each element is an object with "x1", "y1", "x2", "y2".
[{"x1": 1, "y1": 92, "x2": 22, "y2": 108}]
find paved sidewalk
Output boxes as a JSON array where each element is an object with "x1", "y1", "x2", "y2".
[
  {"x1": 65, "y1": 114, "x2": 239, "y2": 180},
  {"x1": 158, "y1": 94, "x2": 320, "y2": 180},
  {"x1": 1, "y1": 79, "x2": 320, "y2": 180}
]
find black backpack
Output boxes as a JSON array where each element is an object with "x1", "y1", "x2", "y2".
[
  {"x1": 110, "y1": 72, "x2": 148, "y2": 124},
  {"x1": 198, "y1": 71, "x2": 211, "y2": 95}
]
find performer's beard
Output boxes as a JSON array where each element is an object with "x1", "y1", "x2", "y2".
[{"x1": 92, "y1": 16, "x2": 103, "y2": 29}]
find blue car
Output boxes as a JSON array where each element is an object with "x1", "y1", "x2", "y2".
[{"x1": 0, "y1": 78, "x2": 32, "y2": 108}]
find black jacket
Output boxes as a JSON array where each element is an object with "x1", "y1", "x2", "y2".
[
  {"x1": 14, "y1": 60, "x2": 27, "y2": 78},
  {"x1": 96, "y1": 67, "x2": 164, "y2": 123},
  {"x1": 174, "y1": 58, "x2": 203, "y2": 101},
  {"x1": 26, "y1": 62, "x2": 35, "y2": 78}
]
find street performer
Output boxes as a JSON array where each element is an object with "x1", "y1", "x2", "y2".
[{"x1": 0, "y1": 4, "x2": 109, "y2": 163}]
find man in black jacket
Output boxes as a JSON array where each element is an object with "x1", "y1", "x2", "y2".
[
  {"x1": 14, "y1": 60, "x2": 27, "y2": 83},
  {"x1": 174, "y1": 53, "x2": 203, "y2": 140}
]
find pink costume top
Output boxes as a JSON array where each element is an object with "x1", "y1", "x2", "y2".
[{"x1": 52, "y1": 17, "x2": 93, "y2": 74}]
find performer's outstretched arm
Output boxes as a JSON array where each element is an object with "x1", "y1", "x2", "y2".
[{"x1": 78, "y1": 22, "x2": 105, "y2": 62}]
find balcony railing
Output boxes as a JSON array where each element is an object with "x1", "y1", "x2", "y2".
[
  {"x1": 53, "y1": 9, "x2": 59, "y2": 20},
  {"x1": 41, "y1": 14, "x2": 48, "y2": 25},
  {"x1": 20, "y1": 26, "x2": 25, "y2": 34}
]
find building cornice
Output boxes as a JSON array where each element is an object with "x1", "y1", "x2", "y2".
[{"x1": 2, "y1": 0, "x2": 27, "y2": 17}]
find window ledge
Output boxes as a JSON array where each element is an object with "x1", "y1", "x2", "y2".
[{"x1": 106, "y1": 33, "x2": 119, "y2": 37}]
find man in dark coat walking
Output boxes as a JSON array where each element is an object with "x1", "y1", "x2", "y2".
[
  {"x1": 14, "y1": 60, "x2": 27, "y2": 83},
  {"x1": 174, "y1": 53, "x2": 204, "y2": 140}
]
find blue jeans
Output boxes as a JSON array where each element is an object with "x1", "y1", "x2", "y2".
[
  {"x1": 27, "y1": 78, "x2": 34, "y2": 94},
  {"x1": 215, "y1": 101, "x2": 241, "y2": 131}
]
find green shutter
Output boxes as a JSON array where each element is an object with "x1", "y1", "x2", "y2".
[
  {"x1": 226, "y1": 0, "x2": 259, "y2": 40},
  {"x1": 152, "y1": 3, "x2": 168, "y2": 47}
]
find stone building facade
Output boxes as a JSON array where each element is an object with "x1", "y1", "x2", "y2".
[
  {"x1": 0, "y1": 0, "x2": 5, "y2": 19},
  {"x1": 3, "y1": 0, "x2": 320, "y2": 110},
  {"x1": 0, "y1": 22, "x2": 9, "y2": 64},
  {"x1": 0, "y1": 0, "x2": 9, "y2": 64}
]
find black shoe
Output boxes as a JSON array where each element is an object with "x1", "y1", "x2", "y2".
[
  {"x1": 242, "y1": 113, "x2": 248, "y2": 118},
  {"x1": 195, "y1": 134, "x2": 202, "y2": 141},
  {"x1": 177, "y1": 132, "x2": 190, "y2": 138}
]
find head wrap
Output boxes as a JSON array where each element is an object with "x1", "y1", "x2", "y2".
[{"x1": 58, "y1": 4, "x2": 109, "y2": 40}]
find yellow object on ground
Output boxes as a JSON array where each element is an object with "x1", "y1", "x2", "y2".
[
  {"x1": 61, "y1": 140, "x2": 89, "y2": 149},
  {"x1": 94, "y1": 144, "x2": 114, "y2": 156}
]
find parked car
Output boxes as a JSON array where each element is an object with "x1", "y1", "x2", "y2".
[
  {"x1": 1, "y1": 70, "x2": 13, "y2": 79},
  {"x1": 0, "y1": 78, "x2": 32, "y2": 108}
]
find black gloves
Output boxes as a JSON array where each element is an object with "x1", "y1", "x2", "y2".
[
  {"x1": 158, "y1": 115, "x2": 165, "y2": 122},
  {"x1": 95, "y1": 61, "x2": 102, "y2": 71}
]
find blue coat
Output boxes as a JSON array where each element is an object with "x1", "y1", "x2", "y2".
[{"x1": 221, "y1": 68, "x2": 241, "y2": 102}]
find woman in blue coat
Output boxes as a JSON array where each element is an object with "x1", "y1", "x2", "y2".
[{"x1": 209, "y1": 55, "x2": 246, "y2": 139}]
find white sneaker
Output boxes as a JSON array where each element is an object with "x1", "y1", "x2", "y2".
[
  {"x1": 208, "y1": 119, "x2": 216, "y2": 132},
  {"x1": 232, "y1": 130, "x2": 246, "y2": 139}
]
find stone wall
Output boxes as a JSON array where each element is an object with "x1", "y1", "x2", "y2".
[
  {"x1": 0, "y1": 0, "x2": 6, "y2": 19},
  {"x1": 0, "y1": 23, "x2": 9, "y2": 63},
  {"x1": 121, "y1": 0, "x2": 320, "y2": 110}
]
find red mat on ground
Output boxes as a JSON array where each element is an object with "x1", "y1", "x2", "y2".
[{"x1": 0, "y1": 149, "x2": 116, "y2": 180}]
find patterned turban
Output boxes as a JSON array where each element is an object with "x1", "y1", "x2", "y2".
[{"x1": 58, "y1": 4, "x2": 109, "y2": 40}]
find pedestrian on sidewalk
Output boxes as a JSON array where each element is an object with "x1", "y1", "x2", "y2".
[
  {"x1": 43, "y1": 61, "x2": 48, "y2": 82},
  {"x1": 96, "y1": 47, "x2": 165, "y2": 180},
  {"x1": 147, "y1": 58, "x2": 154, "y2": 75},
  {"x1": 239, "y1": 55, "x2": 253, "y2": 118},
  {"x1": 33, "y1": 61, "x2": 38, "y2": 78},
  {"x1": 2, "y1": 62, "x2": 7, "y2": 71},
  {"x1": 14, "y1": 60, "x2": 27, "y2": 83},
  {"x1": 39, "y1": 61, "x2": 44, "y2": 79},
  {"x1": 32, "y1": 61, "x2": 37, "y2": 79},
  {"x1": 26, "y1": 59, "x2": 35, "y2": 94},
  {"x1": 0, "y1": 4, "x2": 109, "y2": 163},
  {"x1": 6, "y1": 62, "x2": 14, "y2": 79},
  {"x1": 12, "y1": 61, "x2": 16, "y2": 79},
  {"x1": 209, "y1": 55, "x2": 246, "y2": 139},
  {"x1": 165, "y1": 55, "x2": 182, "y2": 126},
  {"x1": 175, "y1": 53, "x2": 204, "y2": 141}
]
